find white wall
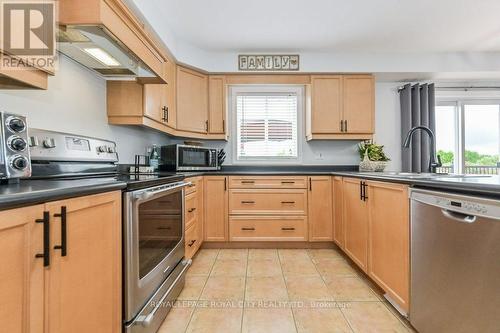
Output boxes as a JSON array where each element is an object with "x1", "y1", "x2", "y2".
[{"x1": 0, "y1": 56, "x2": 170, "y2": 164}]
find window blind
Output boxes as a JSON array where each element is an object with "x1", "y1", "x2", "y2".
[{"x1": 236, "y1": 93, "x2": 298, "y2": 158}]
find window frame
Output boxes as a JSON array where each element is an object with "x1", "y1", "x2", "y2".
[
  {"x1": 229, "y1": 85, "x2": 304, "y2": 165},
  {"x1": 436, "y1": 97, "x2": 500, "y2": 174}
]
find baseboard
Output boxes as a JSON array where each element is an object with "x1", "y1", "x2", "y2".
[{"x1": 201, "y1": 241, "x2": 338, "y2": 249}]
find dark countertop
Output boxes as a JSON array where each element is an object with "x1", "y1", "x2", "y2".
[
  {"x1": 0, "y1": 177, "x2": 127, "y2": 210},
  {"x1": 2, "y1": 165, "x2": 499, "y2": 211}
]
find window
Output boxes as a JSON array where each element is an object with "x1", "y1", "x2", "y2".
[
  {"x1": 233, "y1": 87, "x2": 300, "y2": 161},
  {"x1": 436, "y1": 100, "x2": 500, "y2": 175}
]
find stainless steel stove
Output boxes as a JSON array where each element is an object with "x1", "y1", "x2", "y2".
[{"x1": 28, "y1": 129, "x2": 191, "y2": 333}]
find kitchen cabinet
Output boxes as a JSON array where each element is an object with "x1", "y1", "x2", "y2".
[
  {"x1": 0, "y1": 205, "x2": 45, "y2": 333},
  {"x1": 204, "y1": 176, "x2": 228, "y2": 241},
  {"x1": 332, "y1": 176, "x2": 345, "y2": 249},
  {"x1": 0, "y1": 52, "x2": 49, "y2": 89},
  {"x1": 1, "y1": 191, "x2": 121, "y2": 333},
  {"x1": 229, "y1": 216, "x2": 308, "y2": 242},
  {"x1": 229, "y1": 189, "x2": 307, "y2": 215},
  {"x1": 45, "y1": 191, "x2": 121, "y2": 333},
  {"x1": 306, "y1": 75, "x2": 374, "y2": 140},
  {"x1": 307, "y1": 176, "x2": 333, "y2": 241},
  {"x1": 367, "y1": 181, "x2": 409, "y2": 312},
  {"x1": 208, "y1": 75, "x2": 227, "y2": 134},
  {"x1": 185, "y1": 177, "x2": 203, "y2": 259},
  {"x1": 176, "y1": 66, "x2": 209, "y2": 134},
  {"x1": 342, "y1": 177, "x2": 369, "y2": 272}
]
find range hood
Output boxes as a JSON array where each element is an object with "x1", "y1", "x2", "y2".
[{"x1": 57, "y1": 25, "x2": 156, "y2": 80}]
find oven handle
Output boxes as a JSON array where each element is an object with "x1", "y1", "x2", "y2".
[
  {"x1": 133, "y1": 181, "x2": 190, "y2": 203},
  {"x1": 137, "y1": 259, "x2": 192, "y2": 327}
]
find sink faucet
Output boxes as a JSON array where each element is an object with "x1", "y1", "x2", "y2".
[{"x1": 403, "y1": 126, "x2": 442, "y2": 173}]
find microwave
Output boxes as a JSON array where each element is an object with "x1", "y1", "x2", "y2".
[{"x1": 160, "y1": 144, "x2": 218, "y2": 171}]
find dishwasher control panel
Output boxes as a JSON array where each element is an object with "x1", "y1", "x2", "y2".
[{"x1": 435, "y1": 197, "x2": 488, "y2": 214}]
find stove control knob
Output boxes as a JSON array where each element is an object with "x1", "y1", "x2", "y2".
[
  {"x1": 8, "y1": 136, "x2": 27, "y2": 151},
  {"x1": 97, "y1": 145, "x2": 107, "y2": 153},
  {"x1": 6, "y1": 117, "x2": 26, "y2": 133},
  {"x1": 10, "y1": 155, "x2": 29, "y2": 170},
  {"x1": 107, "y1": 146, "x2": 115, "y2": 153},
  {"x1": 43, "y1": 138, "x2": 56, "y2": 148}
]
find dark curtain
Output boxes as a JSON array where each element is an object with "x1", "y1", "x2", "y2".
[{"x1": 400, "y1": 83, "x2": 435, "y2": 172}]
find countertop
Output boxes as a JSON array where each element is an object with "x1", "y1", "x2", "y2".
[{"x1": 2, "y1": 166, "x2": 500, "y2": 211}]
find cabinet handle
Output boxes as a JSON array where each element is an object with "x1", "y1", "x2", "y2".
[
  {"x1": 188, "y1": 239, "x2": 196, "y2": 247},
  {"x1": 188, "y1": 207, "x2": 197, "y2": 213},
  {"x1": 205, "y1": 120, "x2": 209, "y2": 132},
  {"x1": 224, "y1": 177, "x2": 227, "y2": 191},
  {"x1": 241, "y1": 227, "x2": 255, "y2": 231},
  {"x1": 241, "y1": 201, "x2": 255, "y2": 204},
  {"x1": 35, "y1": 211, "x2": 50, "y2": 267},
  {"x1": 53, "y1": 206, "x2": 67, "y2": 257},
  {"x1": 157, "y1": 226, "x2": 172, "y2": 230},
  {"x1": 345, "y1": 120, "x2": 348, "y2": 132},
  {"x1": 281, "y1": 227, "x2": 295, "y2": 231},
  {"x1": 309, "y1": 178, "x2": 312, "y2": 191},
  {"x1": 241, "y1": 180, "x2": 255, "y2": 184},
  {"x1": 340, "y1": 120, "x2": 344, "y2": 132},
  {"x1": 281, "y1": 181, "x2": 295, "y2": 184},
  {"x1": 363, "y1": 182, "x2": 368, "y2": 201},
  {"x1": 165, "y1": 107, "x2": 169, "y2": 123},
  {"x1": 359, "y1": 181, "x2": 363, "y2": 201},
  {"x1": 281, "y1": 201, "x2": 295, "y2": 204},
  {"x1": 222, "y1": 120, "x2": 225, "y2": 131}
]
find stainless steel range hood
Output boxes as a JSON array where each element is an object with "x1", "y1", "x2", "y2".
[{"x1": 57, "y1": 25, "x2": 156, "y2": 80}]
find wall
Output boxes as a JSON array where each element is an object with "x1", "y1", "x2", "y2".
[
  {"x1": 0, "y1": 56, "x2": 170, "y2": 164},
  {"x1": 171, "y1": 82, "x2": 403, "y2": 170}
]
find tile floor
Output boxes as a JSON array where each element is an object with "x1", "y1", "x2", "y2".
[{"x1": 158, "y1": 248, "x2": 415, "y2": 333}]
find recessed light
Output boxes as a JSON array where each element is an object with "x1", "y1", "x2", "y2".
[{"x1": 83, "y1": 47, "x2": 121, "y2": 67}]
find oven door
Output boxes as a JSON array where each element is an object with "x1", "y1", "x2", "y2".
[
  {"x1": 123, "y1": 181, "x2": 188, "y2": 323},
  {"x1": 177, "y1": 145, "x2": 217, "y2": 170}
]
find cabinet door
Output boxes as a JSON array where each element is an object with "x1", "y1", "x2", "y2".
[
  {"x1": 46, "y1": 191, "x2": 121, "y2": 333},
  {"x1": 308, "y1": 176, "x2": 333, "y2": 241},
  {"x1": 204, "y1": 176, "x2": 228, "y2": 241},
  {"x1": 163, "y1": 59, "x2": 177, "y2": 128},
  {"x1": 367, "y1": 181, "x2": 410, "y2": 312},
  {"x1": 0, "y1": 205, "x2": 45, "y2": 333},
  {"x1": 143, "y1": 84, "x2": 164, "y2": 123},
  {"x1": 176, "y1": 66, "x2": 208, "y2": 133},
  {"x1": 208, "y1": 76, "x2": 226, "y2": 134},
  {"x1": 310, "y1": 76, "x2": 342, "y2": 134},
  {"x1": 343, "y1": 75, "x2": 374, "y2": 134},
  {"x1": 343, "y1": 178, "x2": 369, "y2": 272},
  {"x1": 332, "y1": 176, "x2": 345, "y2": 249}
]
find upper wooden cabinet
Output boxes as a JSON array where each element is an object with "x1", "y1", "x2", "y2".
[
  {"x1": 208, "y1": 75, "x2": 227, "y2": 134},
  {"x1": 0, "y1": 205, "x2": 45, "y2": 333},
  {"x1": 58, "y1": 0, "x2": 168, "y2": 83},
  {"x1": 306, "y1": 74, "x2": 375, "y2": 140},
  {"x1": 308, "y1": 176, "x2": 333, "y2": 241},
  {"x1": 176, "y1": 66, "x2": 209, "y2": 134},
  {"x1": 0, "y1": 53, "x2": 49, "y2": 89}
]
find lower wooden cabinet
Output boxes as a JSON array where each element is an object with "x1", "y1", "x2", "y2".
[
  {"x1": 185, "y1": 177, "x2": 203, "y2": 259},
  {"x1": 342, "y1": 177, "x2": 369, "y2": 272},
  {"x1": 308, "y1": 176, "x2": 333, "y2": 241},
  {"x1": 0, "y1": 204, "x2": 45, "y2": 333},
  {"x1": 229, "y1": 215, "x2": 307, "y2": 241},
  {"x1": 332, "y1": 176, "x2": 345, "y2": 249},
  {"x1": 0, "y1": 191, "x2": 122, "y2": 333},
  {"x1": 204, "y1": 176, "x2": 228, "y2": 241},
  {"x1": 367, "y1": 181, "x2": 410, "y2": 312}
]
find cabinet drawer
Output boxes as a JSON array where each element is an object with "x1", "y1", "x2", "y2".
[
  {"x1": 185, "y1": 192, "x2": 198, "y2": 230},
  {"x1": 186, "y1": 177, "x2": 202, "y2": 195},
  {"x1": 185, "y1": 222, "x2": 200, "y2": 259},
  {"x1": 229, "y1": 176, "x2": 307, "y2": 189},
  {"x1": 229, "y1": 189, "x2": 307, "y2": 215},
  {"x1": 229, "y1": 216, "x2": 308, "y2": 241}
]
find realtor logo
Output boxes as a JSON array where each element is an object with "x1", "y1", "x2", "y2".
[{"x1": 1, "y1": 0, "x2": 56, "y2": 69}]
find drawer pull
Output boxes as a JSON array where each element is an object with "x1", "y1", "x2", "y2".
[
  {"x1": 281, "y1": 201, "x2": 295, "y2": 204},
  {"x1": 188, "y1": 207, "x2": 197, "y2": 213},
  {"x1": 188, "y1": 239, "x2": 196, "y2": 247},
  {"x1": 281, "y1": 181, "x2": 295, "y2": 184},
  {"x1": 188, "y1": 183, "x2": 196, "y2": 188},
  {"x1": 241, "y1": 181, "x2": 255, "y2": 184},
  {"x1": 241, "y1": 227, "x2": 255, "y2": 231},
  {"x1": 241, "y1": 201, "x2": 255, "y2": 204},
  {"x1": 281, "y1": 227, "x2": 296, "y2": 231}
]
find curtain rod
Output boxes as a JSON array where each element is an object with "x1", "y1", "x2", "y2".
[{"x1": 397, "y1": 86, "x2": 500, "y2": 92}]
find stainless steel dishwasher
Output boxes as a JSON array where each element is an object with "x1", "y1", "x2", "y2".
[{"x1": 410, "y1": 189, "x2": 500, "y2": 333}]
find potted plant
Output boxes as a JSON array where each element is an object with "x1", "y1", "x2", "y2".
[{"x1": 358, "y1": 142, "x2": 390, "y2": 172}]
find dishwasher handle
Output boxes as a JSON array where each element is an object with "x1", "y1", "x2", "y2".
[{"x1": 441, "y1": 209, "x2": 477, "y2": 224}]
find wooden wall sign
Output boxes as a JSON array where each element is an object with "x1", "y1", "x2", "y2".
[{"x1": 238, "y1": 55, "x2": 300, "y2": 71}]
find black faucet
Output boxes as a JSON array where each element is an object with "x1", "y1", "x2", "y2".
[{"x1": 403, "y1": 126, "x2": 442, "y2": 173}]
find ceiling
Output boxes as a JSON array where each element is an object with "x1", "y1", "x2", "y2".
[{"x1": 133, "y1": 0, "x2": 500, "y2": 53}]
